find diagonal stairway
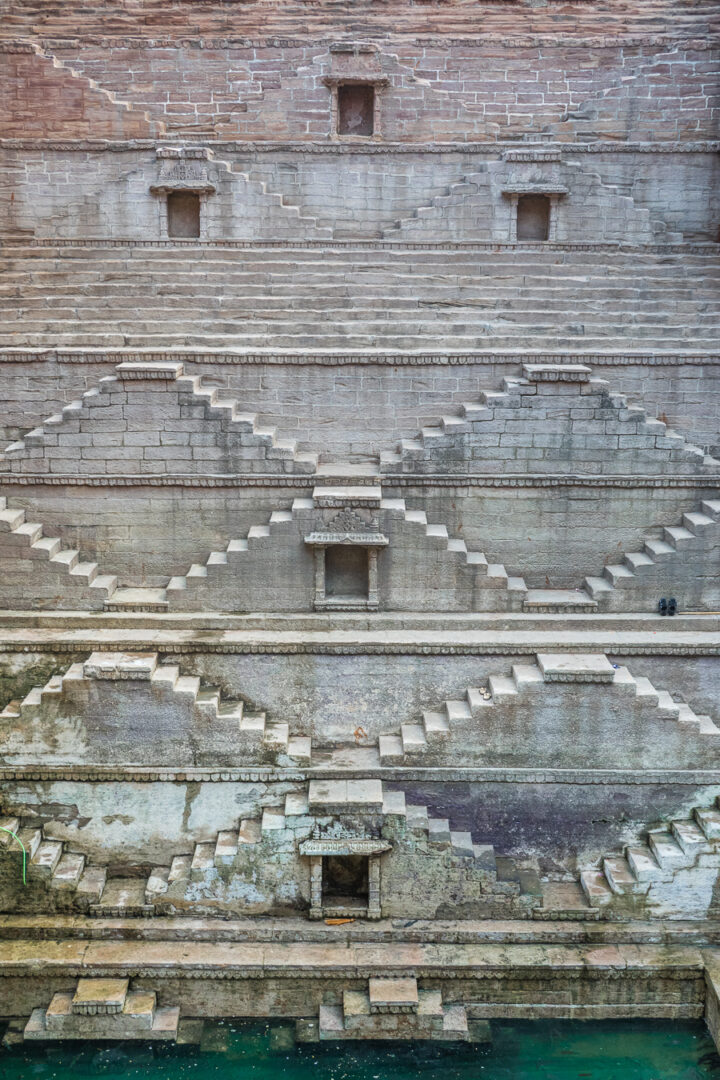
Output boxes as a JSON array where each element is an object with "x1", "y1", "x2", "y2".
[
  {"x1": 377, "y1": 653, "x2": 719, "y2": 764},
  {"x1": 0, "y1": 651, "x2": 311, "y2": 766},
  {"x1": 578, "y1": 795, "x2": 720, "y2": 918}
]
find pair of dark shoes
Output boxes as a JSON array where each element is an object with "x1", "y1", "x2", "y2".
[{"x1": 658, "y1": 597, "x2": 677, "y2": 616}]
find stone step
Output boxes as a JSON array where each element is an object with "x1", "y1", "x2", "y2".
[
  {"x1": 89, "y1": 878, "x2": 155, "y2": 917},
  {"x1": 50, "y1": 852, "x2": 86, "y2": 891},
  {"x1": 648, "y1": 831, "x2": 687, "y2": 868}
]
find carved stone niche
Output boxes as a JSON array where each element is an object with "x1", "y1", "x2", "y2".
[
  {"x1": 304, "y1": 508, "x2": 388, "y2": 611},
  {"x1": 502, "y1": 185, "x2": 568, "y2": 242},
  {"x1": 150, "y1": 148, "x2": 217, "y2": 239},
  {"x1": 324, "y1": 44, "x2": 389, "y2": 138},
  {"x1": 499, "y1": 159, "x2": 568, "y2": 241},
  {"x1": 301, "y1": 837, "x2": 389, "y2": 919}
]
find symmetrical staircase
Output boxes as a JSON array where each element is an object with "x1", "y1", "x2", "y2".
[
  {"x1": 25, "y1": 978, "x2": 179, "y2": 1042},
  {"x1": 380, "y1": 363, "x2": 715, "y2": 475},
  {"x1": 1, "y1": 361, "x2": 317, "y2": 476},
  {"x1": 381, "y1": 161, "x2": 683, "y2": 245},
  {"x1": 0, "y1": 650, "x2": 311, "y2": 767},
  {"x1": 0, "y1": 780, "x2": 540, "y2": 919},
  {"x1": 579, "y1": 795, "x2": 720, "y2": 919},
  {"x1": 378, "y1": 652, "x2": 719, "y2": 766}
]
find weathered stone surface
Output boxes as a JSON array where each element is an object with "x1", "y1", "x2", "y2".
[{"x1": 1, "y1": 0, "x2": 719, "y2": 1047}]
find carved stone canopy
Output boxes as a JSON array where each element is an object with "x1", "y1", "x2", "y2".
[
  {"x1": 502, "y1": 185, "x2": 568, "y2": 196},
  {"x1": 150, "y1": 159, "x2": 216, "y2": 195},
  {"x1": 300, "y1": 838, "x2": 391, "y2": 856},
  {"x1": 304, "y1": 508, "x2": 388, "y2": 546},
  {"x1": 322, "y1": 75, "x2": 390, "y2": 87}
]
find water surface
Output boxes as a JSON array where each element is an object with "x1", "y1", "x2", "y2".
[{"x1": 1, "y1": 1019, "x2": 719, "y2": 1079}]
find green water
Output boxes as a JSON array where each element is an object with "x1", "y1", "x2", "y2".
[{"x1": 1, "y1": 1020, "x2": 719, "y2": 1080}]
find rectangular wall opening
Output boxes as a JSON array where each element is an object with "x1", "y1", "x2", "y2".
[
  {"x1": 337, "y1": 84, "x2": 375, "y2": 136},
  {"x1": 167, "y1": 191, "x2": 201, "y2": 238},
  {"x1": 322, "y1": 854, "x2": 369, "y2": 912},
  {"x1": 325, "y1": 545, "x2": 369, "y2": 599},
  {"x1": 517, "y1": 194, "x2": 550, "y2": 241}
]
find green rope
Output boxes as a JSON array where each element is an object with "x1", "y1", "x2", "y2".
[{"x1": 0, "y1": 827, "x2": 27, "y2": 886}]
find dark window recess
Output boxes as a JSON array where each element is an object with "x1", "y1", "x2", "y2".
[
  {"x1": 323, "y1": 855, "x2": 369, "y2": 903},
  {"x1": 337, "y1": 84, "x2": 374, "y2": 136},
  {"x1": 517, "y1": 194, "x2": 550, "y2": 241},
  {"x1": 167, "y1": 191, "x2": 200, "y2": 238},
  {"x1": 325, "y1": 545, "x2": 369, "y2": 599}
]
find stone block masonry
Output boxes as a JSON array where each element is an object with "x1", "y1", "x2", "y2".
[
  {"x1": 3, "y1": 40, "x2": 717, "y2": 143},
  {"x1": 2, "y1": 0, "x2": 720, "y2": 1050}
]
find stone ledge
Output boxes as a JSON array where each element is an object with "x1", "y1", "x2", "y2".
[
  {"x1": 1, "y1": 138, "x2": 719, "y2": 155},
  {"x1": 3, "y1": 764, "x2": 720, "y2": 784},
  {"x1": 2, "y1": 235, "x2": 718, "y2": 252},
  {"x1": 0, "y1": 940, "x2": 705, "y2": 986},
  {"x1": 2, "y1": 350, "x2": 720, "y2": 366},
  {"x1": 2, "y1": 913, "x2": 720, "y2": 946},
  {"x1": 1, "y1": 473, "x2": 717, "y2": 488}
]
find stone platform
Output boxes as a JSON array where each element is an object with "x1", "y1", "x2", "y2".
[{"x1": 24, "y1": 977, "x2": 180, "y2": 1041}]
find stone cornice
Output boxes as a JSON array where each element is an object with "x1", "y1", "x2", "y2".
[
  {"x1": 1, "y1": 139, "x2": 718, "y2": 155},
  {"x1": 0, "y1": 638, "x2": 717, "y2": 658},
  {"x1": 3, "y1": 351, "x2": 720, "y2": 368},
  {"x1": 1, "y1": 473, "x2": 718, "y2": 489},
  {"x1": 2, "y1": 238, "x2": 718, "y2": 253},
  {"x1": 1, "y1": 33, "x2": 715, "y2": 49},
  {"x1": 2, "y1": 765, "x2": 720, "y2": 784}
]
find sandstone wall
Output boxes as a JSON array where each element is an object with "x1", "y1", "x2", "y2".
[
  {"x1": 2, "y1": 357, "x2": 720, "y2": 459},
  {"x1": 2, "y1": 148, "x2": 718, "y2": 241},
  {"x1": 2, "y1": 40, "x2": 717, "y2": 143}
]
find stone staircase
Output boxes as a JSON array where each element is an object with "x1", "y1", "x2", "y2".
[
  {"x1": 380, "y1": 496, "x2": 526, "y2": 607},
  {"x1": 380, "y1": 362, "x2": 715, "y2": 476},
  {"x1": 25, "y1": 978, "x2": 180, "y2": 1042},
  {"x1": 2, "y1": 244, "x2": 719, "y2": 351},
  {"x1": 525, "y1": 498, "x2": 720, "y2": 614},
  {"x1": 579, "y1": 795, "x2": 720, "y2": 919},
  {"x1": 1, "y1": 360, "x2": 317, "y2": 476},
  {"x1": 380, "y1": 169, "x2": 490, "y2": 239},
  {"x1": 162, "y1": 498, "x2": 313, "y2": 609},
  {"x1": 0, "y1": 650, "x2": 311, "y2": 767},
  {"x1": 0, "y1": 780, "x2": 540, "y2": 919},
  {"x1": 210, "y1": 151, "x2": 333, "y2": 240},
  {"x1": 308, "y1": 977, "x2": 473, "y2": 1042},
  {"x1": 0, "y1": 494, "x2": 118, "y2": 609},
  {"x1": 380, "y1": 162, "x2": 683, "y2": 245},
  {"x1": 17, "y1": 41, "x2": 163, "y2": 138},
  {"x1": 378, "y1": 652, "x2": 719, "y2": 766}
]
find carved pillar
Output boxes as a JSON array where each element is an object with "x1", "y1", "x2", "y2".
[
  {"x1": 548, "y1": 195, "x2": 559, "y2": 241},
  {"x1": 367, "y1": 547, "x2": 379, "y2": 607},
  {"x1": 309, "y1": 855, "x2": 323, "y2": 919},
  {"x1": 508, "y1": 194, "x2": 519, "y2": 242},
  {"x1": 313, "y1": 547, "x2": 326, "y2": 606},
  {"x1": 367, "y1": 855, "x2": 381, "y2": 919}
]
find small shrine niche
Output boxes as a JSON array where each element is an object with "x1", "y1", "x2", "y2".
[
  {"x1": 517, "y1": 194, "x2": 550, "y2": 241},
  {"x1": 150, "y1": 148, "x2": 216, "y2": 239},
  {"x1": 337, "y1": 84, "x2": 375, "y2": 136},
  {"x1": 325, "y1": 544, "x2": 369, "y2": 600},
  {"x1": 304, "y1": 507, "x2": 388, "y2": 611},
  {"x1": 167, "y1": 191, "x2": 200, "y2": 238},
  {"x1": 323, "y1": 853, "x2": 369, "y2": 911},
  {"x1": 502, "y1": 185, "x2": 567, "y2": 242},
  {"x1": 323, "y1": 46, "x2": 389, "y2": 139}
]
